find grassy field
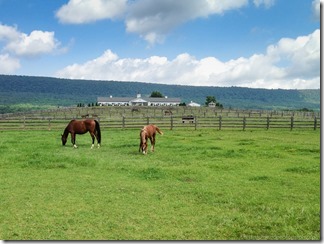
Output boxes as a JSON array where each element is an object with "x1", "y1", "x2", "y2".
[{"x1": 0, "y1": 128, "x2": 320, "y2": 240}]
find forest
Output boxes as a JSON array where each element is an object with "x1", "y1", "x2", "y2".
[{"x1": 0, "y1": 74, "x2": 320, "y2": 113}]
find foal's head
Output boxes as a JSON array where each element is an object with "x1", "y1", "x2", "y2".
[{"x1": 140, "y1": 129, "x2": 148, "y2": 154}]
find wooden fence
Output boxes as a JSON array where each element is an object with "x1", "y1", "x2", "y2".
[
  {"x1": 0, "y1": 106, "x2": 320, "y2": 120},
  {"x1": 0, "y1": 115, "x2": 320, "y2": 131}
]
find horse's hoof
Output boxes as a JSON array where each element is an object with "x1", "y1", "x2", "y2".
[{"x1": 73, "y1": 145, "x2": 78, "y2": 149}]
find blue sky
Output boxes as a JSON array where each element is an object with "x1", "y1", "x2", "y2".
[{"x1": 0, "y1": 0, "x2": 320, "y2": 89}]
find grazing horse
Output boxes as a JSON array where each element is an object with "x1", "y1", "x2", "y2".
[
  {"x1": 139, "y1": 124, "x2": 163, "y2": 154},
  {"x1": 61, "y1": 119, "x2": 101, "y2": 149}
]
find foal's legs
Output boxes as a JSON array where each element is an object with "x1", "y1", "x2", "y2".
[{"x1": 150, "y1": 135, "x2": 156, "y2": 152}]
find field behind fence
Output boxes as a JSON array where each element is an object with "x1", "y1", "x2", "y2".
[{"x1": 0, "y1": 106, "x2": 320, "y2": 131}]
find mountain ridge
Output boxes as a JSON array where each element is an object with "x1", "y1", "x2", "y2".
[{"x1": 0, "y1": 74, "x2": 320, "y2": 113}]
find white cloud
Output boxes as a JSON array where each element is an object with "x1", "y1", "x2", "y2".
[
  {"x1": 253, "y1": 0, "x2": 275, "y2": 8},
  {"x1": 0, "y1": 24, "x2": 66, "y2": 74},
  {"x1": 0, "y1": 24, "x2": 63, "y2": 57},
  {"x1": 4, "y1": 30, "x2": 61, "y2": 57},
  {"x1": 0, "y1": 53, "x2": 20, "y2": 74},
  {"x1": 58, "y1": 0, "x2": 306, "y2": 46},
  {"x1": 0, "y1": 24, "x2": 20, "y2": 41},
  {"x1": 125, "y1": 0, "x2": 248, "y2": 45},
  {"x1": 55, "y1": 0, "x2": 127, "y2": 24},
  {"x1": 312, "y1": 0, "x2": 320, "y2": 20},
  {"x1": 55, "y1": 0, "x2": 249, "y2": 45},
  {"x1": 56, "y1": 29, "x2": 320, "y2": 89},
  {"x1": 266, "y1": 29, "x2": 320, "y2": 79}
]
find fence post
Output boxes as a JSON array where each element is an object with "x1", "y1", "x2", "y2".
[
  {"x1": 290, "y1": 116, "x2": 294, "y2": 130},
  {"x1": 146, "y1": 116, "x2": 150, "y2": 125},
  {"x1": 48, "y1": 118, "x2": 51, "y2": 130},
  {"x1": 170, "y1": 116, "x2": 173, "y2": 130},
  {"x1": 314, "y1": 116, "x2": 317, "y2": 130},
  {"x1": 219, "y1": 115, "x2": 222, "y2": 130},
  {"x1": 243, "y1": 116, "x2": 246, "y2": 131},
  {"x1": 122, "y1": 116, "x2": 125, "y2": 129},
  {"x1": 23, "y1": 116, "x2": 26, "y2": 130},
  {"x1": 267, "y1": 116, "x2": 270, "y2": 130},
  {"x1": 194, "y1": 116, "x2": 197, "y2": 130}
]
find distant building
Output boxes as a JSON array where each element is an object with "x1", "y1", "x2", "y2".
[
  {"x1": 97, "y1": 94, "x2": 181, "y2": 106},
  {"x1": 208, "y1": 102, "x2": 216, "y2": 107},
  {"x1": 187, "y1": 101, "x2": 201, "y2": 107}
]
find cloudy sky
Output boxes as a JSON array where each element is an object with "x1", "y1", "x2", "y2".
[{"x1": 0, "y1": 0, "x2": 320, "y2": 89}]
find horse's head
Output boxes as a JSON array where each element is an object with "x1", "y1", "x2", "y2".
[
  {"x1": 61, "y1": 134, "x2": 67, "y2": 146},
  {"x1": 141, "y1": 140, "x2": 147, "y2": 154},
  {"x1": 140, "y1": 129, "x2": 148, "y2": 154}
]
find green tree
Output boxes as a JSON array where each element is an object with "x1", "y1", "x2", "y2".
[
  {"x1": 205, "y1": 96, "x2": 216, "y2": 106},
  {"x1": 150, "y1": 91, "x2": 163, "y2": 97}
]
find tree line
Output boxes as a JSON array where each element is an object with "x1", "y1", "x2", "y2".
[{"x1": 0, "y1": 75, "x2": 319, "y2": 113}]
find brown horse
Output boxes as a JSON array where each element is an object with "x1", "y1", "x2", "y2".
[
  {"x1": 139, "y1": 124, "x2": 163, "y2": 154},
  {"x1": 61, "y1": 119, "x2": 101, "y2": 149}
]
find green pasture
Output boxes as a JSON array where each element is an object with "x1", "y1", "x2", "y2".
[{"x1": 0, "y1": 128, "x2": 320, "y2": 240}]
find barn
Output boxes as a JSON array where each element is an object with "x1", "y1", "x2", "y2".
[{"x1": 97, "y1": 94, "x2": 181, "y2": 106}]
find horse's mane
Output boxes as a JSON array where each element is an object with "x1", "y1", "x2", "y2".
[
  {"x1": 63, "y1": 127, "x2": 70, "y2": 138},
  {"x1": 63, "y1": 120, "x2": 75, "y2": 137},
  {"x1": 140, "y1": 128, "x2": 147, "y2": 141}
]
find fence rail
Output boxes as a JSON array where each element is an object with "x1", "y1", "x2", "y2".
[
  {"x1": 0, "y1": 106, "x2": 320, "y2": 120},
  {"x1": 0, "y1": 115, "x2": 320, "y2": 131}
]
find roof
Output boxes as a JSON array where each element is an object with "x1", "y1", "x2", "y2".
[
  {"x1": 97, "y1": 97, "x2": 133, "y2": 103},
  {"x1": 147, "y1": 97, "x2": 181, "y2": 103},
  {"x1": 188, "y1": 101, "x2": 201, "y2": 107},
  {"x1": 98, "y1": 96, "x2": 181, "y2": 103},
  {"x1": 130, "y1": 98, "x2": 148, "y2": 103}
]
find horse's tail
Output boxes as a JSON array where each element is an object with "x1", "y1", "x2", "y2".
[
  {"x1": 95, "y1": 120, "x2": 101, "y2": 144},
  {"x1": 156, "y1": 126, "x2": 163, "y2": 135}
]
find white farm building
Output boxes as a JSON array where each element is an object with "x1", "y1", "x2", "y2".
[{"x1": 97, "y1": 94, "x2": 181, "y2": 106}]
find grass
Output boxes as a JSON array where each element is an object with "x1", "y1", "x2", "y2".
[{"x1": 0, "y1": 128, "x2": 320, "y2": 240}]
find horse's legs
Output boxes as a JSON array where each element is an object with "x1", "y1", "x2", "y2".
[
  {"x1": 144, "y1": 142, "x2": 148, "y2": 154},
  {"x1": 140, "y1": 139, "x2": 147, "y2": 154},
  {"x1": 95, "y1": 131, "x2": 100, "y2": 148},
  {"x1": 90, "y1": 132, "x2": 95, "y2": 149},
  {"x1": 142, "y1": 138, "x2": 148, "y2": 154},
  {"x1": 150, "y1": 135, "x2": 155, "y2": 152},
  {"x1": 71, "y1": 133, "x2": 77, "y2": 148}
]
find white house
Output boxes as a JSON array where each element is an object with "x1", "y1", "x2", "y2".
[
  {"x1": 187, "y1": 101, "x2": 201, "y2": 107},
  {"x1": 97, "y1": 94, "x2": 181, "y2": 106}
]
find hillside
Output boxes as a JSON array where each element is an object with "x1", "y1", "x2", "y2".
[{"x1": 0, "y1": 74, "x2": 320, "y2": 113}]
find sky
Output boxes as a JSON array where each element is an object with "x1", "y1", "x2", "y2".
[{"x1": 0, "y1": 0, "x2": 321, "y2": 89}]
